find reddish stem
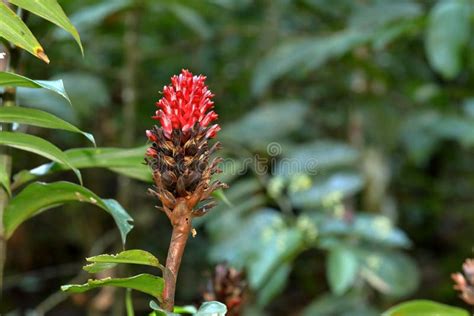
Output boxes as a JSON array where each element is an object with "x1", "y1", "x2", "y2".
[{"x1": 162, "y1": 199, "x2": 193, "y2": 311}]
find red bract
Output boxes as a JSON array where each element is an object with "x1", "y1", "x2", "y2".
[{"x1": 151, "y1": 69, "x2": 220, "y2": 139}]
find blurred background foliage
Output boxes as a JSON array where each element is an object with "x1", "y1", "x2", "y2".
[{"x1": 2, "y1": 0, "x2": 474, "y2": 315}]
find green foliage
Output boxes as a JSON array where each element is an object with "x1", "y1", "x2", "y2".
[
  {"x1": 0, "y1": 132, "x2": 82, "y2": 183},
  {"x1": 327, "y1": 247, "x2": 359, "y2": 295},
  {"x1": 61, "y1": 274, "x2": 164, "y2": 298},
  {"x1": 0, "y1": 72, "x2": 71, "y2": 104},
  {"x1": 0, "y1": 2, "x2": 46, "y2": 62},
  {"x1": 9, "y1": 0, "x2": 83, "y2": 55},
  {"x1": 3, "y1": 181, "x2": 133, "y2": 243},
  {"x1": 425, "y1": 0, "x2": 471, "y2": 79},
  {"x1": 150, "y1": 300, "x2": 227, "y2": 316},
  {"x1": 84, "y1": 249, "x2": 163, "y2": 273},
  {"x1": 382, "y1": 300, "x2": 470, "y2": 316},
  {"x1": 0, "y1": 107, "x2": 95, "y2": 145}
]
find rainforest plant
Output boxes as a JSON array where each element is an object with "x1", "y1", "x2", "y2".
[
  {"x1": 62, "y1": 70, "x2": 228, "y2": 315},
  {"x1": 0, "y1": 0, "x2": 135, "y2": 300}
]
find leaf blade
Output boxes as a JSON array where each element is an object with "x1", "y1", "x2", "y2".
[
  {"x1": 0, "y1": 2, "x2": 48, "y2": 63},
  {"x1": 0, "y1": 106, "x2": 94, "y2": 145},
  {"x1": 9, "y1": 0, "x2": 83, "y2": 55},
  {"x1": 0, "y1": 72, "x2": 71, "y2": 104},
  {"x1": 382, "y1": 300, "x2": 469, "y2": 316},
  {"x1": 3, "y1": 181, "x2": 133, "y2": 244},
  {"x1": 61, "y1": 274, "x2": 163, "y2": 298},
  {"x1": 0, "y1": 131, "x2": 81, "y2": 183}
]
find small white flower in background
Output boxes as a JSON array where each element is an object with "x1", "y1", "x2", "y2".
[{"x1": 0, "y1": 52, "x2": 6, "y2": 59}]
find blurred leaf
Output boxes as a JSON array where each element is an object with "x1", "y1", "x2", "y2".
[
  {"x1": 360, "y1": 250, "x2": 419, "y2": 298},
  {"x1": 425, "y1": 0, "x2": 470, "y2": 79},
  {"x1": 301, "y1": 294, "x2": 379, "y2": 316},
  {"x1": 196, "y1": 301, "x2": 227, "y2": 316},
  {"x1": 61, "y1": 274, "x2": 163, "y2": 298},
  {"x1": 313, "y1": 213, "x2": 411, "y2": 249},
  {"x1": 275, "y1": 140, "x2": 359, "y2": 177},
  {"x1": 252, "y1": 30, "x2": 371, "y2": 95},
  {"x1": 84, "y1": 249, "x2": 162, "y2": 273},
  {"x1": 247, "y1": 218, "x2": 304, "y2": 289},
  {"x1": 290, "y1": 172, "x2": 364, "y2": 208},
  {"x1": 4, "y1": 181, "x2": 133, "y2": 244},
  {"x1": 9, "y1": 0, "x2": 83, "y2": 55},
  {"x1": 165, "y1": 3, "x2": 212, "y2": 39},
  {"x1": 222, "y1": 101, "x2": 308, "y2": 149},
  {"x1": 55, "y1": 0, "x2": 131, "y2": 38},
  {"x1": 149, "y1": 301, "x2": 179, "y2": 316},
  {"x1": 257, "y1": 263, "x2": 291, "y2": 307},
  {"x1": 349, "y1": 1, "x2": 421, "y2": 29},
  {"x1": 327, "y1": 247, "x2": 359, "y2": 295},
  {"x1": 0, "y1": 106, "x2": 95, "y2": 145},
  {"x1": 0, "y1": 72, "x2": 71, "y2": 104},
  {"x1": 0, "y1": 131, "x2": 81, "y2": 183},
  {"x1": 0, "y1": 2, "x2": 48, "y2": 63},
  {"x1": 382, "y1": 300, "x2": 469, "y2": 316},
  {"x1": 54, "y1": 72, "x2": 110, "y2": 116}
]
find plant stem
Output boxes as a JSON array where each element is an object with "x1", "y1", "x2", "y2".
[
  {"x1": 162, "y1": 199, "x2": 193, "y2": 311},
  {"x1": 0, "y1": 45, "x2": 18, "y2": 295}
]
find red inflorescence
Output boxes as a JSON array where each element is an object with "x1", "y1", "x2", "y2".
[{"x1": 150, "y1": 69, "x2": 220, "y2": 139}]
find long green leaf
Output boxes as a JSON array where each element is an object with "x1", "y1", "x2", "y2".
[
  {"x1": 9, "y1": 0, "x2": 83, "y2": 55},
  {"x1": 61, "y1": 274, "x2": 163, "y2": 298},
  {"x1": 425, "y1": 0, "x2": 470, "y2": 79},
  {"x1": 3, "y1": 181, "x2": 133, "y2": 244},
  {"x1": 0, "y1": 131, "x2": 81, "y2": 183},
  {"x1": 0, "y1": 107, "x2": 94, "y2": 145},
  {"x1": 0, "y1": 162, "x2": 11, "y2": 196},
  {"x1": 0, "y1": 2, "x2": 49, "y2": 63},
  {"x1": 382, "y1": 300, "x2": 469, "y2": 316},
  {"x1": 11, "y1": 146, "x2": 150, "y2": 189},
  {"x1": 84, "y1": 249, "x2": 162, "y2": 273},
  {"x1": 0, "y1": 72, "x2": 71, "y2": 104}
]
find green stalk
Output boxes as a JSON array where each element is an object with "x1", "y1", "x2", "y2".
[{"x1": 0, "y1": 44, "x2": 18, "y2": 294}]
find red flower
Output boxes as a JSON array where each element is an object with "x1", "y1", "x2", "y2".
[{"x1": 150, "y1": 69, "x2": 220, "y2": 139}]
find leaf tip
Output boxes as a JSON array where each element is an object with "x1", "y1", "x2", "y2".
[{"x1": 35, "y1": 49, "x2": 50, "y2": 64}]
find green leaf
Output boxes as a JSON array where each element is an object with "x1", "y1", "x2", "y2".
[
  {"x1": 382, "y1": 300, "x2": 469, "y2": 316},
  {"x1": 0, "y1": 107, "x2": 95, "y2": 145},
  {"x1": 0, "y1": 163, "x2": 11, "y2": 196},
  {"x1": 165, "y1": 3, "x2": 212, "y2": 40},
  {"x1": 12, "y1": 146, "x2": 150, "y2": 189},
  {"x1": 257, "y1": 263, "x2": 291, "y2": 307},
  {"x1": 54, "y1": 0, "x2": 131, "y2": 38},
  {"x1": 61, "y1": 274, "x2": 163, "y2": 298},
  {"x1": 3, "y1": 181, "x2": 133, "y2": 244},
  {"x1": 252, "y1": 30, "x2": 371, "y2": 95},
  {"x1": 360, "y1": 250, "x2": 419, "y2": 298},
  {"x1": 0, "y1": 131, "x2": 81, "y2": 183},
  {"x1": 290, "y1": 172, "x2": 364, "y2": 208},
  {"x1": 0, "y1": 72, "x2": 71, "y2": 104},
  {"x1": 0, "y1": 2, "x2": 49, "y2": 63},
  {"x1": 8, "y1": 0, "x2": 83, "y2": 55},
  {"x1": 84, "y1": 249, "x2": 162, "y2": 273},
  {"x1": 196, "y1": 301, "x2": 227, "y2": 316},
  {"x1": 327, "y1": 247, "x2": 359, "y2": 295},
  {"x1": 221, "y1": 101, "x2": 308, "y2": 149},
  {"x1": 425, "y1": 0, "x2": 471, "y2": 79}
]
